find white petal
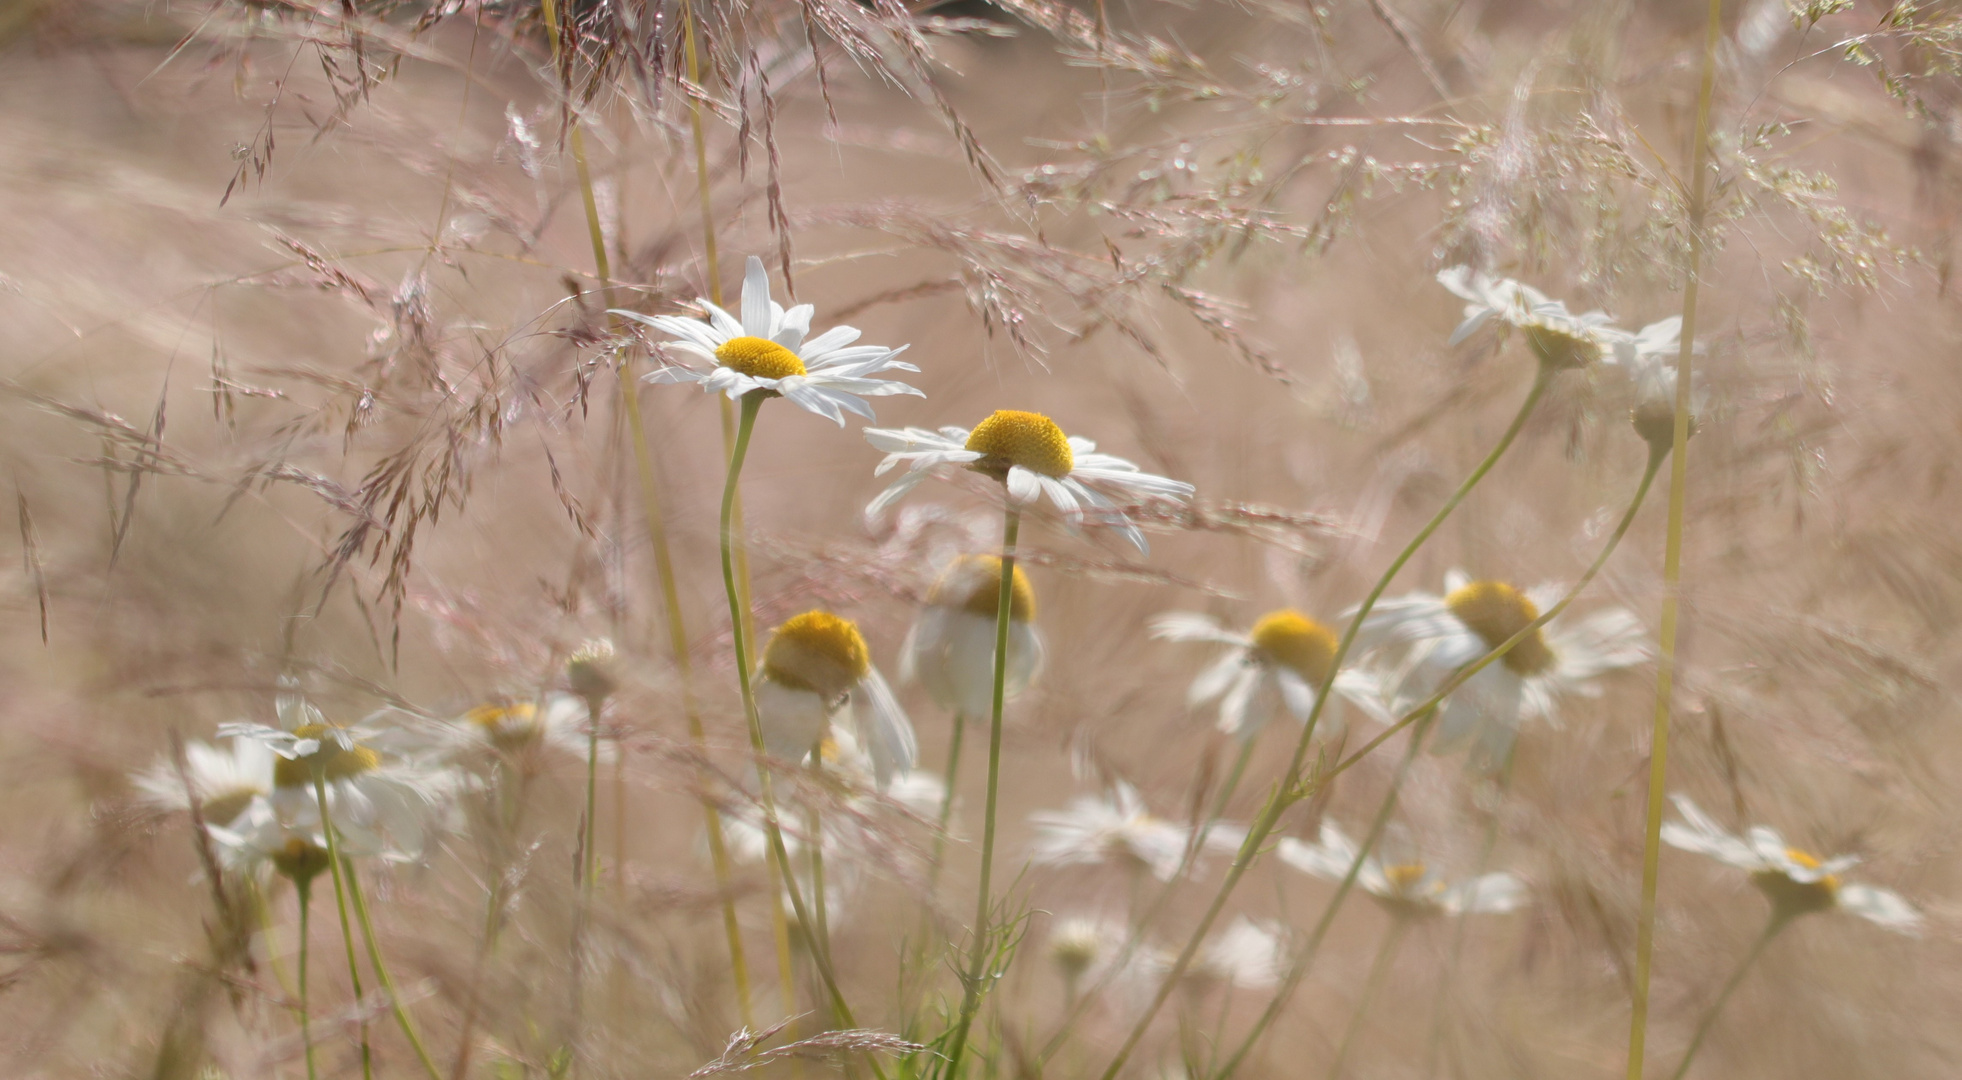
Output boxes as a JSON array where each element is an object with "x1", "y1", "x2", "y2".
[
  {"x1": 775, "y1": 377, "x2": 851, "y2": 425},
  {"x1": 1217, "y1": 666, "x2": 1263, "y2": 737},
  {"x1": 866, "y1": 471, "x2": 928, "y2": 519},
  {"x1": 775, "y1": 304, "x2": 814, "y2": 350},
  {"x1": 799, "y1": 325, "x2": 862, "y2": 360},
  {"x1": 855, "y1": 667, "x2": 918, "y2": 789},
  {"x1": 1661, "y1": 795, "x2": 1762, "y2": 870},
  {"x1": 1444, "y1": 872, "x2": 1528, "y2": 914},
  {"x1": 1836, "y1": 883, "x2": 1922, "y2": 934},
  {"x1": 1150, "y1": 612, "x2": 1248, "y2": 646},
  {"x1": 1006, "y1": 466, "x2": 1043, "y2": 506},
  {"x1": 740, "y1": 256, "x2": 772, "y2": 337},
  {"x1": 1274, "y1": 668, "x2": 1319, "y2": 722},
  {"x1": 864, "y1": 426, "x2": 966, "y2": 454},
  {"x1": 1187, "y1": 649, "x2": 1248, "y2": 707}
]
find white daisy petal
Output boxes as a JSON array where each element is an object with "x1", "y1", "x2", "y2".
[
  {"x1": 1150, "y1": 612, "x2": 1248, "y2": 646},
  {"x1": 1188, "y1": 649, "x2": 1248, "y2": 707},
  {"x1": 1006, "y1": 466, "x2": 1043, "y2": 506},
  {"x1": 1836, "y1": 883, "x2": 1922, "y2": 934},
  {"x1": 740, "y1": 256, "x2": 772, "y2": 336}
]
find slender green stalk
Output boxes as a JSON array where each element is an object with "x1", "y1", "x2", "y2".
[
  {"x1": 344, "y1": 858, "x2": 444, "y2": 1080},
  {"x1": 1094, "y1": 366, "x2": 1552, "y2": 1080},
  {"x1": 1666, "y1": 917, "x2": 1786, "y2": 1080},
  {"x1": 941, "y1": 506, "x2": 1023, "y2": 1079},
  {"x1": 928, "y1": 711, "x2": 967, "y2": 889},
  {"x1": 1326, "y1": 916, "x2": 1409, "y2": 1080},
  {"x1": 806, "y1": 778, "x2": 833, "y2": 963},
  {"x1": 313, "y1": 772, "x2": 373, "y2": 1080},
  {"x1": 299, "y1": 879, "x2": 318, "y2": 1080},
  {"x1": 1627, "y1": 5, "x2": 1723, "y2": 1074},
  {"x1": 584, "y1": 699, "x2": 602, "y2": 891}
]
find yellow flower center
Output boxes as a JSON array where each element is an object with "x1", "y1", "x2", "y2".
[
  {"x1": 714, "y1": 335, "x2": 806, "y2": 380},
  {"x1": 1444, "y1": 580, "x2": 1555, "y2": 675},
  {"x1": 1524, "y1": 320, "x2": 1604, "y2": 370},
  {"x1": 273, "y1": 723, "x2": 382, "y2": 788},
  {"x1": 271, "y1": 835, "x2": 332, "y2": 884},
  {"x1": 466, "y1": 703, "x2": 542, "y2": 751},
  {"x1": 761, "y1": 611, "x2": 872, "y2": 698},
  {"x1": 964, "y1": 410, "x2": 1075, "y2": 479},
  {"x1": 929, "y1": 554, "x2": 1037, "y2": 621},
  {"x1": 1751, "y1": 847, "x2": 1840, "y2": 919},
  {"x1": 1248, "y1": 610, "x2": 1338, "y2": 686},
  {"x1": 1383, "y1": 862, "x2": 1429, "y2": 893}
]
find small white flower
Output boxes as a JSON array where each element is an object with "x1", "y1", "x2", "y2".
[
  {"x1": 1606, "y1": 316, "x2": 1706, "y2": 447},
  {"x1": 1354, "y1": 570, "x2": 1647, "y2": 770},
  {"x1": 1662, "y1": 794, "x2": 1921, "y2": 932},
  {"x1": 133, "y1": 736, "x2": 276, "y2": 829},
  {"x1": 753, "y1": 610, "x2": 917, "y2": 789},
  {"x1": 442, "y1": 694, "x2": 594, "y2": 760},
  {"x1": 1029, "y1": 781, "x2": 1190, "y2": 881},
  {"x1": 1278, "y1": 821, "x2": 1526, "y2": 917},
  {"x1": 1436, "y1": 266, "x2": 1621, "y2": 369},
  {"x1": 1151, "y1": 609, "x2": 1390, "y2": 741},
  {"x1": 1194, "y1": 916, "x2": 1288, "y2": 990},
  {"x1": 863, "y1": 409, "x2": 1195, "y2": 554},
  {"x1": 613, "y1": 256, "x2": 922, "y2": 425},
  {"x1": 903, "y1": 554, "x2": 1046, "y2": 718},
  {"x1": 206, "y1": 797, "x2": 334, "y2": 884}
]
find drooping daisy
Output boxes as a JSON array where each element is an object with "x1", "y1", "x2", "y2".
[
  {"x1": 612, "y1": 256, "x2": 922, "y2": 425},
  {"x1": 1436, "y1": 266, "x2": 1621, "y2": 370},
  {"x1": 132, "y1": 736, "x2": 276, "y2": 829},
  {"x1": 903, "y1": 554, "x2": 1046, "y2": 718},
  {"x1": 753, "y1": 610, "x2": 917, "y2": 789},
  {"x1": 1354, "y1": 570, "x2": 1648, "y2": 770},
  {"x1": 1661, "y1": 794, "x2": 1920, "y2": 931},
  {"x1": 1029, "y1": 781, "x2": 1190, "y2": 881},
  {"x1": 863, "y1": 410, "x2": 1195, "y2": 553},
  {"x1": 1278, "y1": 821, "x2": 1526, "y2": 919},
  {"x1": 206, "y1": 796, "x2": 334, "y2": 886},
  {"x1": 1151, "y1": 609, "x2": 1390, "y2": 741},
  {"x1": 1604, "y1": 316, "x2": 1706, "y2": 449},
  {"x1": 444, "y1": 694, "x2": 592, "y2": 760}
]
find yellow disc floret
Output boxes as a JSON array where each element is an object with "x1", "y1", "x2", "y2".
[
  {"x1": 1444, "y1": 580, "x2": 1554, "y2": 675},
  {"x1": 965, "y1": 410, "x2": 1075, "y2": 479},
  {"x1": 466, "y1": 702, "x2": 542, "y2": 751},
  {"x1": 1382, "y1": 862, "x2": 1429, "y2": 894},
  {"x1": 273, "y1": 723, "x2": 382, "y2": 788},
  {"x1": 1752, "y1": 847, "x2": 1840, "y2": 919},
  {"x1": 1249, "y1": 609, "x2": 1338, "y2": 687},
  {"x1": 929, "y1": 554, "x2": 1037, "y2": 622},
  {"x1": 761, "y1": 611, "x2": 872, "y2": 698},
  {"x1": 715, "y1": 335, "x2": 807, "y2": 380}
]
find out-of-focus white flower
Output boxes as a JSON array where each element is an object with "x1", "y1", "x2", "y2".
[
  {"x1": 565, "y1": 638, "x2": 620, "y2": 705},
  {"x1": 1279, "y1": 821, "x2": 1526, "y2": 918},
  {"x1": 613, "y1": 256, "x2": 922, "y2": 425},
  {"x1": 903, "y1": 554, "x2": 1046, "y2": 718},
  {"x1": 207, "y1": 797, "x2": 333, "y2": 886},
  {"x1": 863, "y1": 410, "x2": 1195, "y2": 554},
  {"x1": 754, "y1": 610, "x2": 917, "y2": 790},
  {"x1": 1436, "y1": 266, "x2": 1621, "y2": 369},
  {"x1": 1193, "y1": 916, "x2": 1288, "y2": 990},
  {"x1": 1662, "y1": 794, "x2": 1921, "y2": 932},
  {"x1": 1605, "y1": 316, "x2": 1706, "y2": 448},
  {"x1": 1152, "y1": 609, "x2": 1390, "y2": 741},
  {"x1": 1029, "y1": 782, "x2": 1190, "y2": 881},
  {"x1": 133, "y1": 737, "x2": 276, "y2": 829},
  {"x1": 443, "y1": 695, "x2": 593, "y2": 759},
  {"x1": 1354, "y1": 570, "x2": 1648, "y2": 770}
]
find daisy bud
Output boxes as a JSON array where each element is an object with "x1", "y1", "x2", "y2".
[{"x1": 567, "y1": 638, "x2": 619, "y2": 706}]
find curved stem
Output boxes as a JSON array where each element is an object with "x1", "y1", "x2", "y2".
[
  {"x1": 344, "y1": 858, "x2": 444, "y2": 1080},
  {"x1": 1666, "y1": 918, "x2": 1785, "y2": 1080},
  {"x1": 298, "y1": 879, "x2": 318, "y2": 1080},
  {"x1": 1326, "y1": 916, "x2": 1409, "y2": 1080},
  {"x1": 1628, "y1": 4, "x2": 1723, "y2": 1076},
  {"x1": 1094, "y1": 366, "x2": 1552, "y2": 1080},
  {"x1": 941, "y1": 506, "x2": 1023, "y2": 1079},
  {"x1": 313, "y1": 772, "x2": 372, "y2": 1080}
]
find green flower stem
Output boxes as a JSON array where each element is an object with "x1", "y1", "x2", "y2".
[
  {"x1": 343, "y1": 857, "x2": 443, "y2": 1080},
  {"x1": 312, "y1": 772, "x2": 373, "y2": 1080},
  {"x1": 806, "y1": 778, "x2": 833, "y2": 959},
  {"x1": 928, "y1": 711, "x2": 967, "y2": 891},
  {"x1": 1628, "y1": 3, "x2": 1723, "y2": 1076},
  {"x1": 1666, "y1": 917, "x2": 1787, "y2": 1080},
  {"x1": 718, "y1": 394, "x2": 885, "y2": 1077},
  {"x1": 940, "y1": 505, "x2": 1023, "y2": 1080},
  {"x1": 1094, "y1": 365, "x2": 1552, "y2": 1080},
  {"x1": 298, "y1": 879, "x2": 318, "y2": 1080},
  {"x1": 583, "y1": 699, "x2": 601, "y2": 892},
  {"x1": 1325, "y1": 915, "x2": 1410, "y2": 1080}
]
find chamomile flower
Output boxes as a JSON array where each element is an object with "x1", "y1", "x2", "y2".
[
  {"x1": 1436, "y1": 266, "x2": 1620, "y2": 369},
  {"x1": 1029, "y1": 781, "x2": 1190, "y2": 881},
  {"x1": 753, "y1": 610, "x2": 917, "y2": 789},
  {"x1": 903, "y1": 554, "x2": 1046, "y2": 718},
  {"x1": 863, "y1": 410, "x2": 1195, "y2": 553},
  {"x1": 207, "y1": 797, "x2": 334, "y2": 886},
  {"x1": 1355, "y1": 570, "x2": 1647, "y2": 770},
  {"x1": 1605, "y1": 316, "x2": 1706, "y2": 449},
  {"x1": 132, "y1": 736, "x2": 276, "y2": 829},
  {"x1": 612, "y1": 256, "x2": 922, "y2": 425},
  {"x1": 1662, "y1": 794, "x2": 1920, "y2": 932},
  {"x1": 1151, "y1": 609, "x2": 1390, "y2": 741},
  {"x1": 1278, "y1": 821, "x2": 1526, "y2": 918},
  {"x1": 443, "y1": 694, "x2": 592, "y2": 760},
  {"x1": 1193, "y1": 916, "x2": 1287, "y2": 990}
]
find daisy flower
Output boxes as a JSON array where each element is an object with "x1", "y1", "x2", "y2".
[
  {"x1": 1662, "y1": 794, "x2": 1920, "y2": 931},
  {"x1": 1151, "y1": 609, "x2": 1390, "y2": 741},
  {"x1": 753, "y1": 610, "x2": 918, "y2": 789},
  {"x1": 132, "y1": 736, "x2": 276, "y2": 829},
  {"x1": 1355, "y1": 570, "x2": 1648, "y2": 770},
  {"x1": 1604, "y1": 316, "x2": 1705, "y2": 449},
  {"x1": 863, "y1": 409, "x2": 1195, "y2": 553},
  {"x1": 612, "y1": 256, "x2": 922, "y2": 425},
  {"x1": 1278, "y1": 821, "x2": 1526, "y2": 919},
  {"x1": 903, "y1": 554, "x2": 1046, "y2": 718},
  {"x1": 1029, "y1": 781, "x2": 1190, "y2": 881},
  {"x1": 206, "y1": 796, "x2": 334, "y2": 886},
  {"x1": 1192, "y1": 916, "x2": 1288, "y2": 991},
  {"x1": 445, "y1": 694, "x2": 592, "y2": 760},
  {"x1": 1436, "y1": 266, "x2": 1621, "y2": 370}
]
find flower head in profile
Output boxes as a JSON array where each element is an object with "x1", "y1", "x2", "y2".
[
  {"x1": 133, "y1": 736, "x2": 276, "y2": 829},
  {"x1": 1029, "y1": 781, "x2": 1189, "y2": 881},
  {"x1": 612, "y1": 256, "x2": 922, "y2": 425},
  {"x1": 863, "y1": 410, "x2": 1195, "y2": 553},
  {"x1": 1662, "y1": 794, "x2": 1920, "y2": 932},
  {"x1": 207, "y1": 798, "x2": 334, "y2": 888},
  {"x1": 1355, "y1": 570, "x2": 1647, "y2": 771},
  {"x1": 1437, "y1": 266, "x2": 1620, "y2": 370},
  {"x1": 1151, "y1": 609, "x2": 1390, "y2": 741},
  {"x1": 903, "y1": 554, "x2": 1046, "y2": 718},
  {"x1": 445, "y1": 694, "x2": 593, "y2": 760},
  {"x1": 754, "y1": 610, "x2": 917, "y2": 789},
  {"x1": 1279, "y1": 821, "x2": 1526, "y2": 919},
  {"x1": 1605, "y1": 316, "x2": 1706, "y2": 449}
]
